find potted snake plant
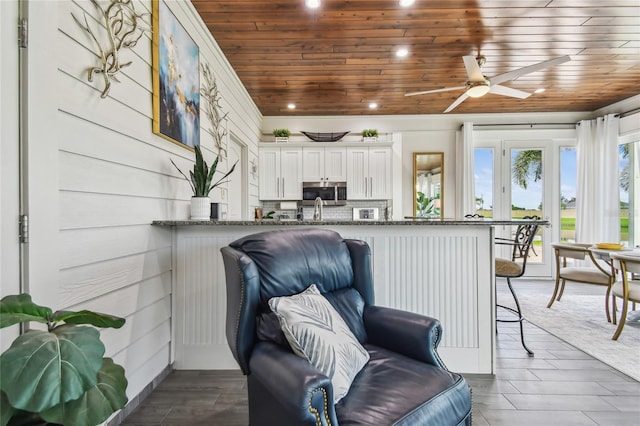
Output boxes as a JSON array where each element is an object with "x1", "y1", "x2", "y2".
[{"x1": 171, "y1": 144, "x2": 237, "y2": 220}]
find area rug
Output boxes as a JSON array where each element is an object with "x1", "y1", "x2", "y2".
[{"x1": 505, "y1": 292, "x2": 640, "y2": 382}]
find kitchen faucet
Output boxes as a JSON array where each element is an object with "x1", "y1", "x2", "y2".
[{"x1": 313, "y1": 196, "x2": 323, "y2": 221}]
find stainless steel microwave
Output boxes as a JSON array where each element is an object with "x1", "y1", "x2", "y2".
[{"x1": 302, "y1": 181, "x2": 347, "y2": 206}]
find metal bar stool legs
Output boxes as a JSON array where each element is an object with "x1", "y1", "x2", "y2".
[{"x1": 496, "y1": 277, "x2": 535, "y2": 356}]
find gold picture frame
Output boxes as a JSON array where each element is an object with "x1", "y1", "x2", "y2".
[{"x1": 152, "y1": 0, "x2": 200, "y2": 149}]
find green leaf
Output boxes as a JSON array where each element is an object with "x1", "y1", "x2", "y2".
[
  {"x1": 0, "y1": 325, "x2": 104, "y2": 413},
  {"x1": 211, "y1": 161, "x2": 237, "y2": 190},
  {"x1": 52, "y1": 310, "x2": 125, "y2": 329},
  {"x1": 204, "y1": 155, "x2": 219, "y2": 196},
  {"x1": 170, "y1": 158, "x2": 196, "y2": 194},
  {"x1": 1, "y1": 391, "x2": 15, "y2": 426},
  {"x1": 41, "y1": 358, "x2": 128, "y2": 426},
  {"x1": 0, "y1": 294, "x2": 51, "y2": 329}
]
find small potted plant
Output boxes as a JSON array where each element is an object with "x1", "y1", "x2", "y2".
[
  {"x1": 0, "y1": 294, "x2": 128, "y2": 426},
  {"x1": 171, "y1": 144, "x2": 237, "y2": 220},
  {"x1": 273, "y1": 128, "x2": 291, "y2": 143},
  {"x1": 361, "y1": 129, "x2": 379, "y2": 142}
]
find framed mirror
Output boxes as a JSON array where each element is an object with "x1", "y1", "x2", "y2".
[{"x1": 414, "y1": 152, "x2": 444, "y2": 218}]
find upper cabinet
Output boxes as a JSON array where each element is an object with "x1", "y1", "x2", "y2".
[
  {"x1": 259, "y1": 147, "x2": 302, "y2": 200},
  {"x1": 259, "y1": 143, "x2": 392, "y2": 201},
  {"x1": 302, "y1": 147, "x2": 347, "y2": 182},
  {"x1": 346, "y1": 147, "x2": 392, "y2": 200}
]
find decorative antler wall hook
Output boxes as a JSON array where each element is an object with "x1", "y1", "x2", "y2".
[
  {"x1": 72, "y1": 0, "x2": 150, "y2": 98},
  {"x1": 201, "y1": 62, "x2": 229, "y2": 159}
]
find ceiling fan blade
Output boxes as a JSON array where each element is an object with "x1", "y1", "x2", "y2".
[
  {"x1": 405, "y1": 86, "x2": 466, "y2": 97},
  {"x1": 444, "y1": 92, "x2": 469, "y2": 113},
  {"x1": 490, "y1": 55, "x2": 571, "y2": 86},
  {"x1": 463, "y1": 55, "x2": 484, "y2": 81},
  {"x1": 489, "y1": 84, "x2": 531, "y2": 99}
]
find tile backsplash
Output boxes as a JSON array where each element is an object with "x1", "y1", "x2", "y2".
[{"x1": 261, "y1": 200, "x2": 389, "y2": 220}]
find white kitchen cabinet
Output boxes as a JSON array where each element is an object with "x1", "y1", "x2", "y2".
[
  {"x1": 259, "y1": 147, "x2": 302, "y2": 200},
  {"x1": 302, "y1": 147, "x2": 347, "y2": 181},
  {"x1": 346, "y1": 147, "x2": 392, "y2": 200}
]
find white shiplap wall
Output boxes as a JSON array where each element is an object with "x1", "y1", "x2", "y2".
[{"x1": 22, "y1": 0, "x2": 261, "y2": 404}]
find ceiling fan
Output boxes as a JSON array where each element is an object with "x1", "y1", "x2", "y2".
[{"x1": 405, "y1": 55, "x2": 571, "y2": 113}]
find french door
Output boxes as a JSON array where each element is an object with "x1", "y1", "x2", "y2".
[
  {"x1": 474, "y1": 129, "x2": 577, "y2": 279},
  {"x1": 499, "y1": 141, "x2": 553, "y2": 277}
]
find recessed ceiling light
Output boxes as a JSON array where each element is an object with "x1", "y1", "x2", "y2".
[
  {"x1": 399, "y1": 0, "x2": 415, "y2": 6},
  {"x1": 287, "y1": 103, "x2": 296, "y2": 109},
  {"x1": 534, "y1": 88, "x2": 546, "y2": 94},
  {"x1": 396, "y1": 48, "x2": 409, "y2": 58},
  {"x1": 305, "y1": 0, "x2": 321, "y2": 9},
  {"x1": 369, "y1": 102, "x2": 378, "y2": 109}
]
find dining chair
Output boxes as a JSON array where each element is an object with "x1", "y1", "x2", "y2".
[
  {"x1": 610, "y1": 253, "x2": 640, "y2": 340},
  {"x1": 495, "y1": 219, "x2": 540, "y2": 356},
  {"x1": 547, "y1": 243, "x2": 615, "y2": 322}
]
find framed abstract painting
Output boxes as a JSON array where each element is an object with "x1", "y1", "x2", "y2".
[{"x1": 152, "y1": 0, "x2": 200, "y2": 149}]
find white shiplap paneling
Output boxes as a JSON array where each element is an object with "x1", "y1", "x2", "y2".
[
  {"x1": 19, "y1": 0, "x2": 264, "y2": 409},
  {"x1": 172, "y1": 225, "x2": 494, "y2": 374}
]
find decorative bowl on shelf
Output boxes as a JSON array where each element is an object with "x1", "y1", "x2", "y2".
[{"x1": 301, "y1": 131, "x2": 349, "y2": 142}]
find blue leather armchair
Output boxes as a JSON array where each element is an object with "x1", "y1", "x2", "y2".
[{"x1": 221, "y1": 228, "x2": 472, "y2": 425}]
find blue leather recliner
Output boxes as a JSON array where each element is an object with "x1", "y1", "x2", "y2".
[{"x1": 220, "y1": 228, "x2": 472, "y2": 425}]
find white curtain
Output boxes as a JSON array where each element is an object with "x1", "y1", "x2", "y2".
[
  {"x1": 576, "y1": 114, "x2": 620, "y2": 243},
  {"x1": 455, "y1": 122, "x2": 475, "y2": 219}
]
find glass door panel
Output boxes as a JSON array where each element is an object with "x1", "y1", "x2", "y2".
[
  {"x1": 510, "y1": 148, "x2": 543, "y2": 266},
  {"x1": 503, "y1": 142, "x2": 553, "y2": 277},
  {"x1": 560, "y1": 147, "x2": 577, "y2": 243},
  {"x1": 474, "y1": 148, "x2": 494, "y2": 218}
]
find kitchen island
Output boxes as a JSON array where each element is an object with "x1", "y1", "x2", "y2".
[{"x1": 153, "y1": 218, "x2": 545, "y2": 375}]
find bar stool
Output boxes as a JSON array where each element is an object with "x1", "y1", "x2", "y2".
[{"x1": 495, "y1": 220, "x2": 540, "y2": 356}]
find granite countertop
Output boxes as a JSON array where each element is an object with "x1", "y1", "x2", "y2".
[{"x1": 152, "y1": 218, "x2": 549, "y2": 226}]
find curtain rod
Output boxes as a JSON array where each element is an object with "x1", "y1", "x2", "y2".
[
  {"x1": 459, "y1": 122, "x2": 576, "y2": 130},
  {"x1": 463, "y1": 108, "x2": 639, "y2": 129},
  {"x1": 617, "y1": 107, "x2": 640, "y2": 118}
]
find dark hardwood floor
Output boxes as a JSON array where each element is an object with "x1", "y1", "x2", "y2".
[
  {"x1": 121, "y1": 281, "x2": 640, "y2": 425},
  {"x1": 120, "y1": 370, "x2": 248, "y2": 425}
]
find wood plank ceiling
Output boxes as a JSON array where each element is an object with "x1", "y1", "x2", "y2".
[{"x1": 191, "y1": 0, "x2": 640, "y2": 116}]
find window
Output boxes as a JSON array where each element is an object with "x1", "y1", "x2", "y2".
[{"x1": 560, "y1": 147, "x2": 577, "y2": 242}]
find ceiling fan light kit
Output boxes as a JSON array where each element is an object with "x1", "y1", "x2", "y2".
[{"x1": 466, "y1": 80, "x2": 491, "y2": 98}]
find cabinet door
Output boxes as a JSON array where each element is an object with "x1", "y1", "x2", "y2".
[
  {"x1": 302, "y1": 148, "x2": 324, "y2": 181},
  {"x1": 259, "y1": 148, "x2": 281, "y2": 200},
  {"x1": 280, "y1": 148, "x2": 302, "y2": 200},
  {"x1": 346, "y1": 148, "x2": 369, "y2": 200},
  {"x1": 324, "y1": 148, "x2": 347, "y2": 181},
  {"x1": 369, "y1": 147, "x2": 392, "y2": 199}
]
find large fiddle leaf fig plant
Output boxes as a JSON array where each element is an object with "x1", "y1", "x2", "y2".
[{"x1": 0, "y1": 294, "x2": 128, "y2": 426}]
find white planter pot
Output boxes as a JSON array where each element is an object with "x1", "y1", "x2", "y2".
[{"x1": 190, "y1": 197, "x2": 211, "y2": 220}]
